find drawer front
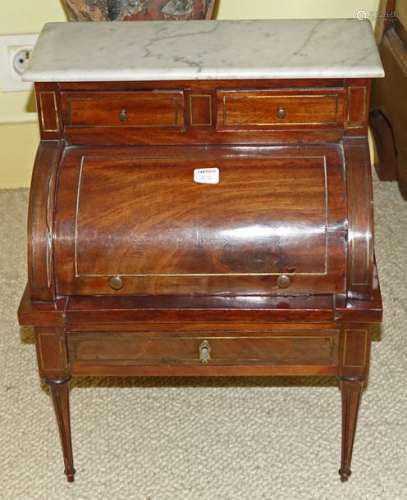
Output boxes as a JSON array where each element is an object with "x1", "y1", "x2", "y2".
[
  {"x1": 68, "y1": 331, "x2": 339, "y2": 368},
  {"x1": 217, "y1": 89, "x2": 345, "y2": 129},
  {"x1": 62, "y1": 91, "x2": 185, "y2": 128}
]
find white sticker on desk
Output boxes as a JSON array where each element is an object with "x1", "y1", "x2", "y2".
[{"x1": 193, "y1": 168, "x2": 220, "y2": 184}]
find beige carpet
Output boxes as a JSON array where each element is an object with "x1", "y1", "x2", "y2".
[{"x1": 1, "y1": 174, "x2": 407, "y2": 500}]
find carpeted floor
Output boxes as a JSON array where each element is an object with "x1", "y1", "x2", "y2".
[{"x1": 1, "y1": 174, "x2": 407, "y2": 500}]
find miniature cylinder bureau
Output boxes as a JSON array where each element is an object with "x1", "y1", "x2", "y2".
[{"x1": 18, "y1": 20, "x2": 384, "y2": 482}]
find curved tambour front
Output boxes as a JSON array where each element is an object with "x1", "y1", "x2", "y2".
[
  {"x1": 51, "y1": 145, "x2": 348, "y2": 297},
  {"x1": 27, "y1": 141, "x2": 375, "y2": 301}
]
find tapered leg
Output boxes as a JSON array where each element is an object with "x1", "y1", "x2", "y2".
[
  {"x1": 338, "y1": 377, "x2": 364, "y2": 482},
  {"x1": 48, "y1": 379, "x2": 75, "y2": 482}
]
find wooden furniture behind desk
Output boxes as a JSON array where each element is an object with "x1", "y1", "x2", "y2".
[
  {"x1": 371, "y1": 0, "x2": 407, "y2": 197},
  {"x1": 18, "y1": 20, "x2": 383, "y2": 483}
]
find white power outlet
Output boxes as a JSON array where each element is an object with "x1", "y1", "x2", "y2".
[
  {"x1": 0, "y1": 34, "x2": 38, "y2": 92},
  {"x1": 13, "y1": 47, "x2": 33, "y2": 75}
]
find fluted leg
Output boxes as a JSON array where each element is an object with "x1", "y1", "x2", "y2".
[
  {"x1": 338, "y1": 377, "x2": 364, "y2": 482},
  {"x1": 48, "y1": 379, "x2": 75, "y2": 482}
]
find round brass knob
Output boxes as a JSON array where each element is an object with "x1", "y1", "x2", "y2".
[
  {"x1": 277, "y1": 275, "x2": 291, "y2": 289},
  {"x1": 276, "y1": 106, "x2": 287, "y2": 119},
  {"x1": 109, "y1": 275, "x2": 124, "y2": 291},
  {"x1": 119, "y1": 109, "x2": 128, "y2": 122}
]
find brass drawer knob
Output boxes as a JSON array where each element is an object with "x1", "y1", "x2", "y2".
[
  {"x1": 109, "y1": 275, "x2": 124, "y2": 290},
  {"x1": 199, "y1": 340, "x2": 211, "y2": 364},
  {"x1": 277, "y1": 274, "x2": 291, "y2": 289},
  {"x1": 276, "y1": 106, "x2": 286, "y2": 119},
  {"x1": 119, "y1": 109, "x2": 128, "y2": 122}
]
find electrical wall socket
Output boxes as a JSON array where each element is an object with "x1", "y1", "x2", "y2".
[{"x1": 0, "y1": 34, "x2": 38, "y2": 92}]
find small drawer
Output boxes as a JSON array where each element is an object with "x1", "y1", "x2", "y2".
[
  {"x1": 62, "y1": 91, "x2": 185, "y2": 129},
  {"x1": 68, "y1": 331, "x2": 339, "y2": 368},
  {"x1": 217, "y1": 89, "x2": 345, "y2": 129}
]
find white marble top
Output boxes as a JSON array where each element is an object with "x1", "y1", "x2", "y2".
[{"x1": 24, "y1": 19, "x2": 384, "y2": 82}]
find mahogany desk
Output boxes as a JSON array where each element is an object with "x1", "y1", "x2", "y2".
[{"x1": 18, "y1": 20, "x2": 384, "y2": 482}]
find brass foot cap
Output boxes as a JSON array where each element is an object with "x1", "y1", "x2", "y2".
[
  {"x1": 65, "y1": 468, "x2": 76, "y2": 483},
  {"x1": 339, "y1": 468, "x2": 352, "y2": 482}
]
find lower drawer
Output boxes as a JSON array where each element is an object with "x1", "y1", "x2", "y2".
[{"x1": 68, "y1": 331, "x2": 339, "y2": 370}]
